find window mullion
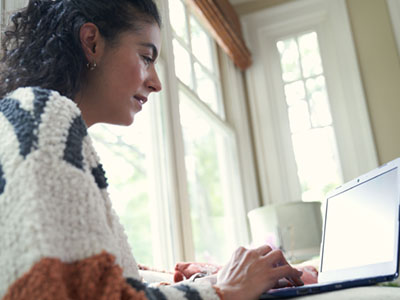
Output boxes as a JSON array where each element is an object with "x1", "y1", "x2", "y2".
[
  {"x1": 294, "y1": 36, "x2": 313, "y2": 130},
  {"x1": 178, "y1": 81, "x2": 234, "y2": 138},
  {"x1": 159, "y1": 0, "x2": 196, "y2": 262},
  {"x1": 185, "y1": 11, "x2": 197, "y2": 92},
  {"x1": 194, "y1": 56, "x2": 220, "y2": 83},
  {"x1": 173, "y1": 30, "x2": 220, "y2": 85},
  {"x1": 167, "y1": 0, "x2": 250, "y2": 263}
]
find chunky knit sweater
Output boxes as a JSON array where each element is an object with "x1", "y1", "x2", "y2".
[{"x1": 0, "y1": 87, "x2": 222, "y2": 300}]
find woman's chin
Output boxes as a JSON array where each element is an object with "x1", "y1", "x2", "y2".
[
  {"x1": 120, "y1": 117, "x2": 135, "y2": 126},
  {"x1": 124, "y1": 113, "x2": 136, "y2": 126}
]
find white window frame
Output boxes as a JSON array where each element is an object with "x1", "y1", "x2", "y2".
[
  {"x1": 157, "y1": 0, "x2": 257, "y2": 261},
  {"x1": 218, "y1": 49, "x2": 260, "y2": 214},
  {"x1": 242, "y1": 0, "x2": 378, "y2": 205},
  {"x1": 145, "y1": 60, "x2": 182, "y2": 269},
  {"x1": 155, "y1": 0, "x2": 194, "y2": 261}
]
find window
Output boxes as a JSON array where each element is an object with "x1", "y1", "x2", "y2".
[
  {"x1": 169, "y1": 0, "x2": 223, "y2": 116},
  {"x1": 242, "y1": 0, "x2": 378, "y2": 206},
  {"x1": 90, "y1": 116, "x2": 156, "y2": 266},
  {"x1": 167, "y1": 0, "x2": 247, "y2": 263},
  {"x1": 276, "y1": 31, "x2": 342, "y2": 202}
]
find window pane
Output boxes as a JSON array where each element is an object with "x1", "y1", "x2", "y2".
[
  {"x1": 190, "y1": 16, "x2": 214, "y2": 72},
  {"x1": 298, "y1": 32, "x2": 323, "y2": 77},
  {"x1": 168, "y1": 0, "x2": 188, "y2": 43},
  {"x1": 194, "y1": 62, "x2": 219, "y2": 114},
  {"x1": 179, "y1": 91, "x2": 233, "y2": 264},
  {"x1": 284, "y1": 80, "x2": 306, "y2": 106},
  {"x1": 278, "y1": 32, "x2": 342, "y2": 204},
  {"x1": 277, "y1": 38, "x2": 301, "y2": 82},
  {"x1": 173, "y1": 39, "x2": 193, "y2": 88},
  {"x1": 288, "y1": 100, "x2": 311, "y2": 133},
  {"x1": 291, "y1": 127, "x2": 342, "y2": 202},
  {"x1": 306, "y1": 76, "x2": 332, "y2": 127},
  {"x1": 89, "y1": 108, "x2": 154, "y2": 266}
]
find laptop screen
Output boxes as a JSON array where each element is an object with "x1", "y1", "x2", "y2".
[{"x1": 320, "y1": 167, "x2": 399, "y2": 277}]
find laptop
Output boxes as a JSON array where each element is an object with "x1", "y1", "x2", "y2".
[{"x1": 261, "y1": 157, "x2": 400, "y2": 298}]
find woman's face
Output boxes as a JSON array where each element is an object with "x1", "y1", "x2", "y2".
[{"x1": 77, "y1": 22, "x2": 162, "y2": 127}]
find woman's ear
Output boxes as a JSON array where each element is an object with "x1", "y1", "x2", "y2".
[{"x1": 79, "y1": 22, "x2": 105, "y2": 62}]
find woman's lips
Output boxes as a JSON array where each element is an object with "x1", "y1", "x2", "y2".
[{"x1": 134, "y1": 95, "x2": 147, "y2": 105}]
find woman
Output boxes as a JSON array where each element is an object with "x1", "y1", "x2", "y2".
[{"x1": 0, "y1": 0, "x2": 303, "y2": 299}]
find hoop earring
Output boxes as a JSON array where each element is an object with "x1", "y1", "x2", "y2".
[{"x1": 87, "y1": 60, "x2": 97, "y2": 71}]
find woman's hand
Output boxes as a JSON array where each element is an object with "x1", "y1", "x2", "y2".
[{"x1": 215, "y1": 245, "x2": 303, "y2": 300}]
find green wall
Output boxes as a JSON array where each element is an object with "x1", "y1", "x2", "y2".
[{"x1": 346, "y1": 0, "x2": 400, "y2": 164}]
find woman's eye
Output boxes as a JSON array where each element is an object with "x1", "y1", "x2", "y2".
[{"x1": 142, "y1": 56, "x2": 154, "y2": 65}]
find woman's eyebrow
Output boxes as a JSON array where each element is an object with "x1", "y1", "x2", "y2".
[{"x1": 139, "y1": 42, "x2": 158, "y2": 59}]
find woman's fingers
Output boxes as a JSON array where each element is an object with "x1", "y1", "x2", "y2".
[
  {"x1": 272, "y1": 264, "x2": 304, "y2": 286},
  {"x1": 255, "y1": 247, "x2": 304, "y2": 286},
  {"x1": 232, "y1": 246, "x2": 247, "y2": 259},
  {"x1": 262, "y1": 249, "x2": 304, "y2": 286},
  {"x1": 274, "y1": 278, "x2": 292, "y2": 288},
  {"x1": 232, "y1": 244, "x2": 273, "y2": 258},
  {"x1": 264, "y1": 249, "x2": 290, "y2": 267},
  {"x1": 255, "y1": 244, "x2": 273, "y2": 256}
]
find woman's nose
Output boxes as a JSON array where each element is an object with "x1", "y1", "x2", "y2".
[{"x1": 147, "y1": 68, "x2": 162, "y2": 92}]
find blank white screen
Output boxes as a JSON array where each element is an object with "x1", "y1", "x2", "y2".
[{"x1": 321, "y1": 168, "x2": 398, "y2": 272}]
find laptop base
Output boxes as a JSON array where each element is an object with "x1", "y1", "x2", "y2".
[{"x1": 260, "y1": 275, "x2": 397, "y2": 299}]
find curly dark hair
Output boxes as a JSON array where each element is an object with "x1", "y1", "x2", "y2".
[{"x1": 0, "y1": 0, "x2": 161, "y2": 99}]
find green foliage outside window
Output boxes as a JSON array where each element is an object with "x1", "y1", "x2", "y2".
[{"x1": 89, "y1": 122, "x2": 154, "y2": 266}]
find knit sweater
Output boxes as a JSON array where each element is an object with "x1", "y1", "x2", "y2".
[{"x1": 0, "y1": 87, "x2": 222, "y2": 300}]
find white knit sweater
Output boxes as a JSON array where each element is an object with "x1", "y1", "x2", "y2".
[{"x1": 0, "y1": 87, "x2": 221, "y2": 300}]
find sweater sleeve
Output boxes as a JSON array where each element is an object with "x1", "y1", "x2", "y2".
[
  {"x1": 0, "y1": 87, "x2": 222, "y2": 300},
  {"x1": 126, "y1": 278, "x2": 224, "y2": 300},
  {"x1": 2, "y1": 251, "x2": 222, "y2": 300}
]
